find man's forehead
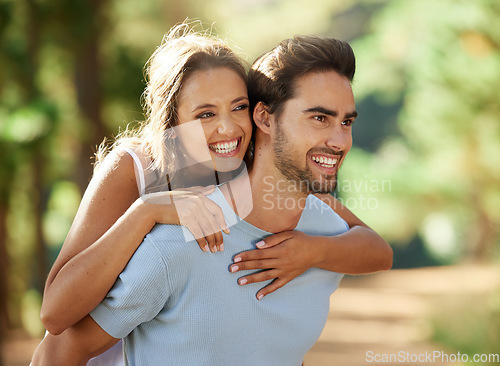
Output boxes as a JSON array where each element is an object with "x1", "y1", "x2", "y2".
[
  {"x1": 295, "y1": 70, "x2": 352, "y2": 90},
  {"x1": 290, "y1": 71, "x2": 355, "y2": 107}
]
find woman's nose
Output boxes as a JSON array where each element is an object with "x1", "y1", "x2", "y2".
[{"x1": 217, "y1": 115, "x2": 237, "y2": 135}]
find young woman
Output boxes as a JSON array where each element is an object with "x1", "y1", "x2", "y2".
[{"x1": 38, "y1": 23, "x2": 391, "y2": 365}]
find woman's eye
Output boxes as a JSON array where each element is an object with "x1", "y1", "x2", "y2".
[
  {"x1": 197, "y1": 111, "x2": 215, "y2": 119},
  {"x1": 313, "y1": 115, "x2": 326, "y2": 122},
  {"x1": 234, "y1": 104, "x2": 249, "y2": 112}
]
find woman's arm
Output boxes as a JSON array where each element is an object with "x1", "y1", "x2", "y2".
[
  {"x1": 312, "y1": 192, "x2": 393, "y2": 273},
  {"x1": 229, "y1": 193, "x2": 392, "y2": 299},
  {"x1": 31, "y1": 315, "x2": 118, "y2": 366},
  {"x1": 41, "y1": 151, "x2": 154, "y2": 334},
  {"x1": 41, "y1": 151, "x2": 227, "y2": 335}
]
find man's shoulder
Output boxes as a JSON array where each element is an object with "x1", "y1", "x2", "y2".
[
  {"x1": 141, "y1": 224, "x2": 200, "y2": 261},
  {"x1": 134, "y1": 223, "x2": 201, "y2": 285},
  {"x1": 295, "y1": 194, "x2": 349, "y2": 235},
  {"x1": 303, "y1": 194, "x2": 339, "y2": 215}
]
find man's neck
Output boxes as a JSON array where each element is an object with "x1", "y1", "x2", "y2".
[{"x1": 221, "y1": 164, "x2": 309, "y2": 233}]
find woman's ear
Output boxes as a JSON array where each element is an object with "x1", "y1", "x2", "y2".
[{"x1": 253, "y1": 102, "x2": 271, "y2": 134}]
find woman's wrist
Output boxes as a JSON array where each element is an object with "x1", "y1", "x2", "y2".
[
  {"x1": 134, "y1": 194, "x2": 179, "y2": 228},
  {"x1": 312, "y1": 235, "x2": 339, "y2": 270},
  {"x1": 129, "y1": 198, "x2": 160, "y2": 231}
]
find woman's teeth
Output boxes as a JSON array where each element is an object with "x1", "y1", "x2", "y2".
[
  {"x1": 209, "y1": 139, "x2": 239, "y2": 154},
  {"x1": 312, "y1": 155, "x2": 337, "y2": 168}
]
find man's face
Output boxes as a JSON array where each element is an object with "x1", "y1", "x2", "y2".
[{"x1": 271, "y1": 70, "x2": 356, "y2": 194}]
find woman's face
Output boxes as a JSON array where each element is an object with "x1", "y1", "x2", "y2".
[{"x1": 176, "y1": 67, "x2": 252, "y2": 173}]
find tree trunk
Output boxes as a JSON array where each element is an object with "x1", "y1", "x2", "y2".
[
  {"x1": 25, "y1": 0, "x2": 49, "y2": 287},
  {"x1": 73, "y1": 0, "x2": 109, "y2": 193},
  {"x1": 33, "y1": 151, "x2": 48, "y2": 286},
  {"x1": 0, "y1": 203, "x2": 9, "y2": 366}
]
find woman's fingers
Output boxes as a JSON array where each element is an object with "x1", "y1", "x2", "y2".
[
  {"x1": 195, "y1": 197, "x2": 225, "y2": 252},
  {"x1": 232, "y1": 246, "x2": 280, "y2": 264},
  {"x1": 232, "y1": 269, "x2": 291, "y2": 300},
  {"x1": 144, "y1": 190, "x2": 228, "y2": 252},
  {"x1": 234, "y1": 268, "x2": 280, "y2": 284},
  {"x1": 188, "y1": 222, "x2": 210, "y2": 252},
  {"x1": 202, "y1": 198, "x2": 230, "y2": 234},
  {"x1": 254, "y1": 231, "x2": 294, "y2": 249},
  {"x1": 229, "y1": 257, "x2": 279, "y2": 273},
  {"x1": 255, "y1": 278, "x2": 290, "y2": 300},
  {"x1": 174, "y1": 194, "x2": 226, "y2": 252}
]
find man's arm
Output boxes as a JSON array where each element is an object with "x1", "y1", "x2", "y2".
[{"x1": 31, "y1": 316, "x2": 118, "y2": 366}]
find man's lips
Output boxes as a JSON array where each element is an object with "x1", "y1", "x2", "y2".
[{"x1": 309, "y1": 152, "x2": 343, "y2": 173}]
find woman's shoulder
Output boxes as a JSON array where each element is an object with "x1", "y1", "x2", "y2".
[
  {"x1": 89, "y1": 147, "x2": 140, "y2": 197},
  {"x1": 97, "y1": 147, "x2": 136, "y2": 177}
]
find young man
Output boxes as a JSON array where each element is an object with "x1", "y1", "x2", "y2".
[{"x1": 31, "y1": 36, "x2": 392, "y2": 366}]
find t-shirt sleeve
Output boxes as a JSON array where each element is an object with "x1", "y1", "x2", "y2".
[{"x1": 90, "y1": 234, "x2": 171, "y2": 339}]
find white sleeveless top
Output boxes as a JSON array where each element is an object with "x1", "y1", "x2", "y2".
[{"x1": 87, "y1": 148, "x2": 154, "y2": 365}]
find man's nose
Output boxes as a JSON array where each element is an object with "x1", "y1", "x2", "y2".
[{"x1": 325, "y1": 125, "x2": 351, "y2": 152}]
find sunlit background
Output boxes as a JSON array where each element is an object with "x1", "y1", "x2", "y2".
[{"x1": 1, "y1": 0, "x2": 499, "y2": 365}]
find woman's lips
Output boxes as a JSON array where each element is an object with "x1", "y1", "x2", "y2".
[{"x1": 208, "y1": 137, "x2": 242, "y2": 157}]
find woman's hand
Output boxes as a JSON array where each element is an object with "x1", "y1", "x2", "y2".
[
  {"x1": 141, "y1": 186, "x2": 229, "y2": 252},
  {"x1": 229, "y1": 231, "x2": 319, "y2": 300}
]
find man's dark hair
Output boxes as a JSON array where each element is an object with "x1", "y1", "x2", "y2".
[{"x1": 248, "y1": 35, "x2": 356, "y2": 119}]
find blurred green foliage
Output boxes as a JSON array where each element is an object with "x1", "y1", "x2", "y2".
[
  {"x1": 0, "y1": 0, "x2": 498, "y2": 355},
  {"x1": 340, "y1": 0, "x2": 500, "y2": 266}
]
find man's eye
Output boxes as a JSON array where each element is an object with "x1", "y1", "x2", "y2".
[
  {"x1": 342, "y1": 119, "x2": 353, "y2": 126},
  {"x1": 313, "y1": 115, "x2": 326, "y2": 122},
  {"x1": 197, "y1": 111, "x2": 215, "y2": 119},
  {"x1": 234, "y1": 104, "x2": 249, "y2": 112}
]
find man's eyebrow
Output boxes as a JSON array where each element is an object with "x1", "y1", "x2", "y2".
[
  {"x1": 345, "y1": 110, "x2": 358, "y2": 119},
  {"x1": 303, "y1": 107, "x2": 338, "y2": 117},
  {"x1": 192, "y1": 96, "x2": 249, "y2": 113},
  {"x1": 303, "y1": 107, "x2": 358, "y2": 119}
]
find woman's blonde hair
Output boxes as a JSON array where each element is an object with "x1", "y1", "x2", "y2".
[{"x1": 95, "y1": 21, "x2": 247, "y2": 183}]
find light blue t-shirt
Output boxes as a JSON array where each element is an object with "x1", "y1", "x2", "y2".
[{"x1": 90, "y1": 187, "x2": 349, "y2": 366}]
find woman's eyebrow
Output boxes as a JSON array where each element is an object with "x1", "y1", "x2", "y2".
[
  {"x1": 192, "y1": 104, "x2": 216, "y2": 112},
  {"x1": 232, "y1": 96, "x2": 249, "y2": 104},
  {"x1": 192, "y1": 96, "x2": 249, "y2": 113}
]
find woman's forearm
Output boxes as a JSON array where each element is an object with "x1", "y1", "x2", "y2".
[
  {"x1": 314, "y1": 225, "x2": 393, "y2": 274},
  {"x1": 41, "y1": 201, "x2": 159, "y2": 335}
]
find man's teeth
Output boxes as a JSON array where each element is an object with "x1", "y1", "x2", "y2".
[
  {"x1": 209, "y1": 140, "x2": 238, "y2": 154},
  {"x1": 312, "y1": 155, "x2": 337, "y2": 168}
]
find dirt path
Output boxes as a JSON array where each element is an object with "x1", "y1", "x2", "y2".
[
  {"x1": 305, "y1": 277, "x2": 436, "y2": 365},
  {"x1": 4, "y1": 265, "x2": 500, "y2": 365},
  {"x1": 305, "y1": 264, "x2": 500, "y2": 365}
]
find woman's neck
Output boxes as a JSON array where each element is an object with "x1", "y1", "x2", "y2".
[{"x1": 168, "y1": 161, "x2": 247, "y2": 190}]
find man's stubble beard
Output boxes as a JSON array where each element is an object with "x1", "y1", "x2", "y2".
[{"x1": 272, "y1": 121, "x2": 339, "y2": 194}]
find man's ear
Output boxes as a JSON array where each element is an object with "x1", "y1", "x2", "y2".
[{"x1": 253, "y1": 102, "x2": 272, "y2": 134}]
